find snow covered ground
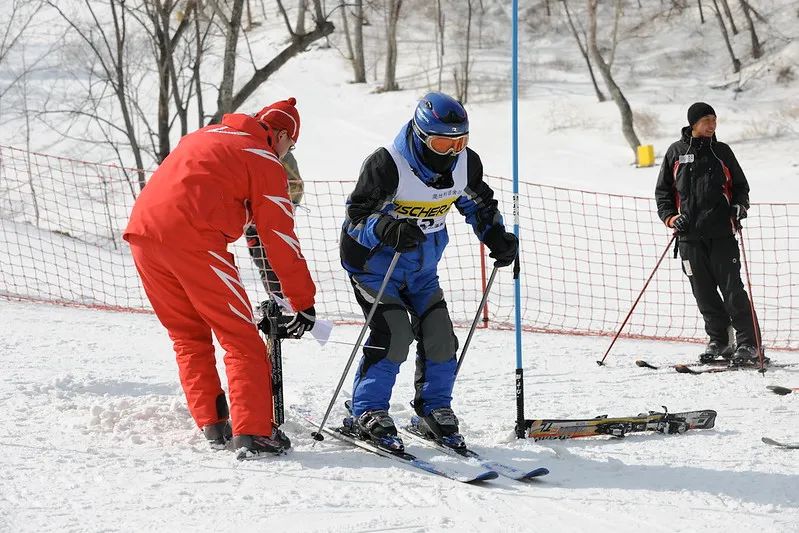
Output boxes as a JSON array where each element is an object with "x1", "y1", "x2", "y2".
[
  {"x1": 2, "y1": 2, "x2": 799, "y2": 531},
  {"x1": 2, "y1": 299, "x2": 797, "y2": 532}
]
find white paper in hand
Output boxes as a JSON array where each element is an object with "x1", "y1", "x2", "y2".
[{"x1": 310, "y1": 318, "x2": 334, "y2": 346}]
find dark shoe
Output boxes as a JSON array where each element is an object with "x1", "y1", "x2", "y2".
[
  {"x1": 227, "y1": 428, "x2": 291, "y2": 460},
  {"x1": 355, "y1": 410, "x2": 398, "y2": 440},
  {"x1": 202, "y1": 420, "x2": 232, "y2": 450},
  {"x1": 415, "y1": 407, "x2": 465, "y2": 449},
  {"x1": 731, "y1": 344, "x2": 758, "y2": 365},
  {"x1": 699, "y1": 340, "x2": 732, "y2": 363}
]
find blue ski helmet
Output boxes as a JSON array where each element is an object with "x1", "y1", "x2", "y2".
[{"x1": 412, "y1": 92, "x2": 469, "y2": 138}]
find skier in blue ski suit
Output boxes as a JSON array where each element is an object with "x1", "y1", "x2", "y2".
[{"x1": 339, "y1": 92, "x2": 518, "y2": 447}]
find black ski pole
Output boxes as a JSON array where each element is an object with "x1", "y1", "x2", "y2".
[
  {"x1": 260, "y1": 299, "x2": 290, "y2": 426},
  {"x1": 597, "y1": 234, "x2": 676, "y2": 366},
  {"x1": 455, "y1": 265, "x2": 498, "y2": 377},
  {"x1": 737, "y1": 226, "x2": 766, "y2": 373},
  {"x1": 311, "y1": 252, "x2": 401, "y2": 443}
]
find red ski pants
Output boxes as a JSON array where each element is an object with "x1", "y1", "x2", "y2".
[{"x1": 128, "y1": 235, "x2": 273, "y2": 436}]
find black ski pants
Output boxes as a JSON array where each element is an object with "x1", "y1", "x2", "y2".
[{"x1": 677, "y1": 236, "x2": 760, "y2": 347}]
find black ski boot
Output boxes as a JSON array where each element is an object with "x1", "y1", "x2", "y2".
[
  {"x1": 413, "y1": 407, "x2": 466, "y2": 450},
  {"x1": 699, "y1": 340, "x2": 733, "y2": 364},
  {"x1": 731, "y1": 344, "x2": 768, "y2": 367},
  {"x1": 202, "y1": 420, "x2": 233, "y2": 450},
  {"x1": 350, "y1": 410, "x2": 405, "y2": 452},
  {"x1": 227, "y1": 427, "x2": 291, "y2": 460}
]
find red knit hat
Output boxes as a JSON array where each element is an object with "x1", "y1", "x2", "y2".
[{"x1": 256, "y1": 97, "x2": 300, "y2": 142}]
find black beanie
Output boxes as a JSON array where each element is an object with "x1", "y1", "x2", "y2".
[{"x1": 687, "y1": 102, "x2": 716, "y2": 126}]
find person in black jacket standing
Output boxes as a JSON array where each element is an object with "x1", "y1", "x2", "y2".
[{"x1": 655, "y1": 102, "x2": 762, "y2": 365}]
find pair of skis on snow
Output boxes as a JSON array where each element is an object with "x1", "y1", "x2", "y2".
[
  {"x1": 634, "y1": 358, "x2": 796, "y2": 374},
  {"x1": 292, "y1": 406, "x2": 549, "y2": 484}
]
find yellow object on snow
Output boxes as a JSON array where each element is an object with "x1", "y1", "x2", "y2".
[{"x1": 637, "y1": 144, "x2": 655, "y2": 167}]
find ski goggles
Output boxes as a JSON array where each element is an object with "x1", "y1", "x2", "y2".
[{"x1": 413, "y1": 122, "x2": 469, "y2": 155}]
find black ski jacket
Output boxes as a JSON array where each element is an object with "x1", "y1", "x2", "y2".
[{"x1": 655, "y1": 126, "x2": 749, "y2": 240}]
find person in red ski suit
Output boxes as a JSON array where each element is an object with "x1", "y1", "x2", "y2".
[{"x1": 124, "y1": 97, "x2": 316, "y2": 458}]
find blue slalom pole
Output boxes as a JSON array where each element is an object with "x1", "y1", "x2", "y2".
[{"x1": 512, "y1": 0, "x2": 526, "y2": 439}]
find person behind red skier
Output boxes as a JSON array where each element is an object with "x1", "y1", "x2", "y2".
[{"x1": 124, "y1": 97, "x2": 316, "y2": 459}]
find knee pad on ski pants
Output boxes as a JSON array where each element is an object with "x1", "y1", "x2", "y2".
[
  {"x1": 380, "y1": 305, "x2": 413, "y2": 363},
  {"x1": 417, "y1": 300, "x2": 458, "y2": 363}
]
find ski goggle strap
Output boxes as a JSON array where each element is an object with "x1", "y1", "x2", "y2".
[{"x1": 413, "y1": 121, "x2": 469, "y2": 155}]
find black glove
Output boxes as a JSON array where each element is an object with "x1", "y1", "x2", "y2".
[
  {"x1": 732, "y1": 204, "x2": 747, "y2": 221},
  {"x1": 483, "y1": 226, "x2": 519, "y2": 268},
  {"x1": 376, "y1": 217, "x2": 426, "y2": 253},
  {"x1": 285, "y1": 306, "x2": 315, "y2": 339},
  {"x1": 671, "y1": 213, "x2": 689, "y2": 233}
]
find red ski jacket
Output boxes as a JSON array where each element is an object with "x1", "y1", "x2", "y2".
[{"x1": 124, "y1": 113, "x2": 315, "y2": 311}]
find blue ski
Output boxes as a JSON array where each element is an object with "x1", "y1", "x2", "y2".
[
  {"x1": 290, "y1": 407, "x2": 498, "y2": 484},
  {"x1": 399, "y1": 424, "x2": 549, "y2": 481}
]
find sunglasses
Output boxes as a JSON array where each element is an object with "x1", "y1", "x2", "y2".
[{"x1": 413, "y1": 122, "x2": 468, "y2": 155}]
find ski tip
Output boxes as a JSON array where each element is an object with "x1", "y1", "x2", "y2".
[
  {"x1": 524, "y1": 467, "x2": 550, "y2": 478},
  {"x1": 635, "y1": 360, "x2": 658, "y2": 369},
  {"x1": 674, "y1": 364, "x2": 697, "y2": 374},
  {"x1": 766, "y1": 385, "x2": 793, "y2": 396},
  {"x1": 468, "y1": 470, "x2": 500, "y2": 483}
]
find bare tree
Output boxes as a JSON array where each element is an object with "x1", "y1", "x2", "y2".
[
  {"x1": 0, "y1": 0, "x2": 46, "y2": 104},
  {"x1": 434, "y1": 0, "x2": 445, "y2": 91},
  {"x1": 562, "y1": 0, "x2": 605, "y2": 102},
  {"x1": 208, "y1": 0, "x2": 245, "y2": 118},
  {"x1": 208, "y1": 0, "x2": 334, "y2": 122},
  {"x1": 352, "y1": 0, "x2": 366, "y2": 83},
  {"x1": 454, "y1": 0, "x2": 474, "y2": 103},
  {"x1": 587, "y1": 0, "x2": 640, "y2": 155},
  {"x1": 339, "y1": 0, "x2": 366, "y2": 83},
  {"x1": 719, "y1": 0, "x2": 738, "y2": 34},
  {"x1": 134, "y1": 0, "x2": 198, "y2": 162},
  {"x1": 48, "y1": 0, "x2": 148, "y2": 188},
  {"x1": 380, "y1": 0, "x2": 402, "y2": 92},
  {"x1": 711, "y1": 0, "x2": 741, "y2": 73},
  {"x1": 697, "y1": 0, "x2": 705, "y2": 24},
  {"x1": 296, "y1": 0, "x2": 308, "y2": 34},
  {"x1": 738, "y1": 0, "x2": 761, "y2": 59}
]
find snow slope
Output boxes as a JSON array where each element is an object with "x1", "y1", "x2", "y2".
[{"x1": 1, "y1": 299, "x2": 797, "y2": 532}]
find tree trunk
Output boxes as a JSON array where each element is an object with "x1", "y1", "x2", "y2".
[
  {"x1": 296, "y1": 0, "x2": 307, "y2": 34},
  {"x1": 339, "y1": 0, "x2": 354, "y2": 68},
  {"x1": 459, "y1": 0, "x2": 473, "y2": 103},
  {"x1": 381, "y1": 0, "x2": 402, "y2": 92},
  {"x1": 719, "y1": 0, "x2": 738, "y2": 34},
  {"x1": 738, "y1": 0, "x2": 761, "y2": 59},
  {"x1": 216, "y1": 0, "x2": 245, "y2": 120},
  {"x1": 193, "y1": 7, "x2": 206, "y2": 128},
  {"x1": 587, "y1": 0, "x2": 640, "y2": 155},
  {"x1": 562, "y1": 0, "x2": 604, "y2": 102},
  {"x1": 711, "y1": 0, "x2": 741, "y2": 73},
  {"x1": 697, "y1": 0, "x2": 705, "y2": 23},
  {"x1": 353, "y1": 0, "x2": 366, "y2": 83},
  {"x1": 435, "y1": 0, "x2": 445, "y2": 91}
]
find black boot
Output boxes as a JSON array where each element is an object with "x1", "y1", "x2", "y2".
[
  {"x1": 699, "y1": 340, "x2": 733, "y2": 364},
  {"x1": 202, "y1": 420, "x2": 232, "y2": 450},
  {"x1": 352, "y1": 410, "x2": 404, "y2": 451},
  {"x1": 414, "y1": 407, "x2": 465, "y2": 449},
  {"x1": 731, "y1": 344, "x2": 767, "y2": 366},
  {"x1": 227, "y1": 428, "x2": 291, "y2": 460}
]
